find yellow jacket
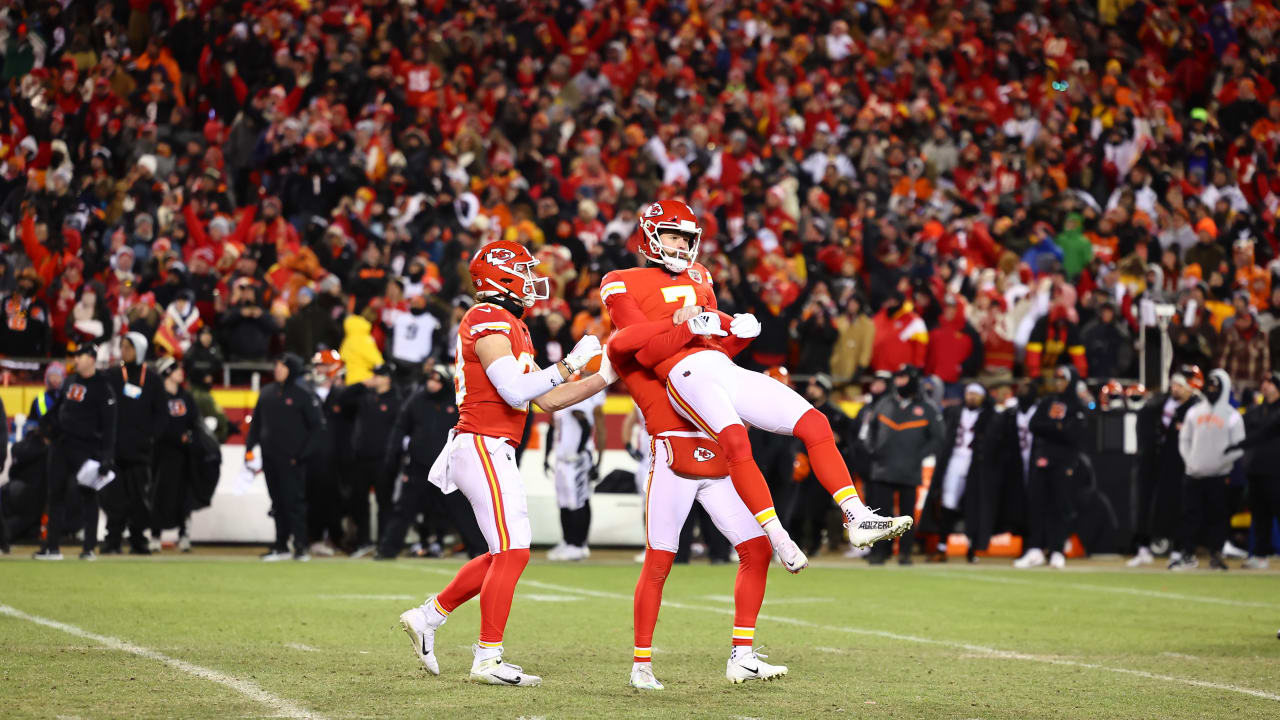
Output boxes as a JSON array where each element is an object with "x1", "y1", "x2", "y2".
[{"x1": 339, "y1": 314, "x2": 384, "y2": 384}]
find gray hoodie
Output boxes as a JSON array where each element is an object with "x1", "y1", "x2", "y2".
[{"x1": 1179, "y1": 369, "x2": 1245, "y2": 477}]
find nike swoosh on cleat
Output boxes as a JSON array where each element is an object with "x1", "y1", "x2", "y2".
[
  {"x1": 742, "y1": 665, "x2": 759, "y2": 674},
  {"x1": 421, "y1": 636, "x2": 429, "y2": 655},
  {"x1": 496, "y1": 674, "x2": 522, "y2": 685}
]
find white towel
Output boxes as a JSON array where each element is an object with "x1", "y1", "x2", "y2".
[
  {"x1": 426, "y1": 429, "x2": 459, "y2": 494},
  {"x1": 76, "y1": 460, "x2": 115, "y2": 491}
]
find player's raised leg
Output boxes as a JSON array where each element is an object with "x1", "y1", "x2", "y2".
[
  {"x1": 694, "y1": 475, "x2": 788, "y2": 682},
  {"x1": 727, "y1": 362, "x2": 913, "y2": 547},
  {"x1": 666, "y1": 357, "x2": 808, "y2": 572}
]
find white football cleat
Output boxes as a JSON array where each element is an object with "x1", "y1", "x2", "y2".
[
  {"x1": 726, "y1": 648, "x2": 788, "y2": 683},
  {"x1": 773, "y1": 537, "x2": 809, "y2": 574},
  {"x1": 1222, "y1": 540, "x2": 1248, "y2": 560},
  {"x1": 1013, "y1": 548, "x2": 1046, "y2": 569},
  {"x1": 1242, "y1": 556, "x2": 1271, "y2": 570},
  {"x1": 400, "y1": 601, "x2": 444, "y2": 675},
  {"x1": 1049, "y1": 551, "x2": 1066, "y2": 569},
  {"x1": 630, "y1": 663, "x2": 664, "y2": 690},
  {"x1": 846, "y1": 512, "x2": 913, "y2": 548},
  {"x1": 469, "y1": 648, "x2": 541, "y2": 687},
  {"x1": 1126, "y1": 546, "x2": 1154, "y2": 567}
]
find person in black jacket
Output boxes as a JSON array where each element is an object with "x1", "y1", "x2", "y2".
[
  {"x1": 307, "y1": 350, "x2": 350, "y2": 556},
  {"x1": 36, "y1": 342, "x2": 118, "y2": 560},
  {"x1": 920, "y1": 384, "x2": 1000, "y2": 563},
  {"x1": 339, "y1": 363, "x2": 402, "y2": 556},
  {"x1": 783, "y1": 374, "x2": 854, "y2": 555},
  {"x1": 860, "y1": 365, "x2": 944, "y2": 565},
  {"x1": 1229, "y1": 372, "x2": 1280, "y2": 568},
  {"x1": 1015, "y1": 365, "x2": 1088, "y2": 570},
  {"x1": 0, "y1": 394, "x2": 7, "y2": 554},
  {"x1": 102, "y1": 332, "x2": 165, "y2": 555},
  {"x1": 245, "y1": 353, "x2": 325, "y2": 561},
  {"x1": 377, "y1": 365, "x2": 483, "y2": 559},
  {"x1": 1127, "y1": 368, "x2": 1199, "y2": 566},
  {"x1": 2, "y1": 419, "x2": 49, "y2": 547},
  {"x1": 151, "y1": 357, "x2": 204, "y2": 552}
]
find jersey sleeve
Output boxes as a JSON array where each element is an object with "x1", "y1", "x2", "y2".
[
  {"x1": 608, "y1": 318, "x2": 693, "y2": 368},
  {"x1": 600, "y1": 271, "x2": 647, "y2": 328},
  {"x1": 463, "y1": 305, "x2": 515, "y2": 340}
]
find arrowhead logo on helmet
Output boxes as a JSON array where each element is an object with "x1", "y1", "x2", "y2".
[
  {"x1": 469, "y1": 240, "x2": 550, "y2": 308},
  {"x1": 639, "y1": 199, "x2": 702, "y2": 274}
]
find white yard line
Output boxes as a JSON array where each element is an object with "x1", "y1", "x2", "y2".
[
  {"x1": 0, "y1": 603, "x2": 325, "y2": 719},
  {"x1": 315, "y1": 594, "x2": 415, "y2": 601},
  {"x1": 919, "y1": 569, "x2": 1280, "y2": 609},
  {"x1": 283, "y1": 642, "x2": 320, "y2": 653},
  {"x1": 397, "y1": 566, "x2": 1279, "y2": 703}
]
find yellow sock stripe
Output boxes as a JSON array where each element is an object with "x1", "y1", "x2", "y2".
[
  {"x1": 666, "y1": 381, "x2": 719, "y2": 442},
  {"x1": 474, "y1": 435, "x2": 509, "y2": 552},
  {"x1": 833, "y1": 485, "x2": 860, "y2": 504},
  {"x1": 477, "y1": 639, "x2": 503, "y2": 649},
  {"x1": 432, "y1": 597, "x2": 450, "y2": 616},
  {"x1": 754, "y1": 508, "x2": 778, "y2": 526},
  {"x1": 633, "y1": 647, "x2": 653, "y2": 659},
  {"x1": 732, "y1": 627, "x2": 755, "y2": 640}
]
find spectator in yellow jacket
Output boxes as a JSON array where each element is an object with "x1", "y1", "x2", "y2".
[{"x1": 339, "y1": 312, "x2": 384, "y2": 385}]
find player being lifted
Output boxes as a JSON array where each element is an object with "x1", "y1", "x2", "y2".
[
  {"x1": 603, "y1": 311, "x2": 785, "y2": 689},
  {"x1": 399, "y1": 240, "x2": 607, "y2": 688},
  {"x1": 601, "y1": 201, "x2": 912, "y2": 571}
]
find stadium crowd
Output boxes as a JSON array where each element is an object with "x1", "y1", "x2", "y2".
[{"x1": 1, "y1": 0, "x2": 1280, "y2": 565}]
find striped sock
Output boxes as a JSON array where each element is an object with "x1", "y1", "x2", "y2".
[
  {"x1": 423, "y1": 596, "x2": 450, "y2": 625},
  {"x1": 476, "y1": 639, "x2": 503, "y2": 662},
  {"x1": 633, "y1": 646, "x2": 652, "y2": 664},
  {"x1": 754, "y1": 507, "x2": 779, "y2": 530},
  {"x1": 833, "y1": 485, "x2": 872, "y2": 522},
  {"x1": 731, "y1": 625, "x2": 755, "y2": 647}
]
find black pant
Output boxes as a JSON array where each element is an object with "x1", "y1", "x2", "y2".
[
  {"x1": 348, "y1": 456, "x2": 384, "y2": 547},
  {"x1": 1026, "y1": 461, "x2": 1076, "y2": 554},
  {"x1": 102, "y1": 459, "x2": 153, "y2": 549},
  {"x1": 866, "y1": 481, "x2": 918, "y2": 561},
  {"x1": 263, "y1": 454, "x2": 307, "y2": 553},
  {"x1": 675, "y1": 504, "x2": 730, "y2": 563},
  {"x1": 379, "y1": 468, "x2": 485, "y2": 557},
  {"x1": 1249, "y1": 474, "x2": 1280, "y2": 557},
  {"x1": 44, "y1": 444, "x2": 99, "y2": 553},
  {"x1": 1181, "y1": 474, "x2": 1229, "y2": 557},
  {"x1": 306, "y1": 455, "x2": 344, "y2": 547}
]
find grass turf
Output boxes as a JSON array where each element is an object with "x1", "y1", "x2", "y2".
[{"x1": 2, "y1": 550, "x2": 1278, "y2": 719}]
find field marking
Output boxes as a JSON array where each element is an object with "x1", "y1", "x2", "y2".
[
  {"x1": 0, "y1": 603, "x2": 325, "y2": 719},
  {"x1": 920, "y1": 569, "x2": 1280, "y2": 609},
  {"x1": 1162, "y1": 652, "x2": 1201, "y2": 661},
  {"x1": 699, "y1": 594, "x2": 834, "y2": 606},
  {"x1": 284, "y1": 643, "x2": 319, "y2": 653},
  {"x1": 813, "y1": 646, "x2": 848, "y2": 655},
  {"x1": 316, "y1": 594, "x2": 415, "y2": 601},
  {"x1": 402, "y1": 570, "x2": 1280, "y2": 704}
]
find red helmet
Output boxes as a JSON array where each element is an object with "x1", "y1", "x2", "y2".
[
  {"x1": 311, "y1": 348, "x2": 344, "y2": 381},
  {"x1": 639, "y1": 200, "x2": 702, "y2": 273},
  {"x1": 764, "y1": 365, "x2": 791, "y2": 387},
  {"x1": 1100, "y1": 380, "x2": 1125, "y2": 409},
  {"x1": 1172, "y1": 364, "x2": 1204, "y2": 391},
  {"x1": 1124, "y1": 383, "x2": 1147, "y2": 409},
  {"x1": 469, "y1": 239, "x2": 549, "y2": 307}
]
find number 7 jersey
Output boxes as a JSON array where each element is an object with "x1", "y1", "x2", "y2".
[
  {"x1": 600, "y1": 263, "x2": 722, "y2": 381},
  {"x1": 453, "y1": 302, "x2": 537, "y2": 444}
]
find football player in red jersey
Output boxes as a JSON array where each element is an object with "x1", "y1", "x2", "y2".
[
  {"x1": 607, "y1": 316, "x2": 784, "y2": 689},
  {"x1": 399, "y1": 239, "x2": 607, "y2": 688},
  {"x1": 601, "y1": 201, "x2": 913, "y2": 572}
]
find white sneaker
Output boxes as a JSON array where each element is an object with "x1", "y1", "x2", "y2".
[
  {"x1": 578, "y1": 545, "x2": 590, "y2": 560},
  {"x1": 1169, "y1": 555, "x2": 1199, "y2": 571},
  {"x1": 399, "y1": 604, "x2": 442, "y2": 675},
  {"x1": 1222, "y1": 540, "x2": 1249, "y2": 560},
  {"x1": 772, "y1": 537, "x2": 809, "y2": 574},
  {"x1": 1242, "y1": 556, "x2": 1271, "y2": 570},
  {"x1": 846, "y1": 511, "x2": 913, "y2": 548},
  {"x1": 309, "y1": 542, "x2": 336, "y2": 557},
  {"x1": 469, "y1": 648, "x2": 541, "y2": 687},
  {"x1": 633, "y1": 550, "x2": 647, "y2": 563},
  {"x1": 726, "y1": 647, "x2": 788, "y2": 683},
  {"x1": 1013, "y1": 548, "x2": 1046, "y2": 569},
  {"x1": 261, "y1": 550, "x2": 290, "y2": 562},
  {"x1": 178, "y1": 535, "x2": 192, "y2": 553},
  {"x1": 1049, "y1": 551, "x2": 1066, "y2": 569},
  {"x1": 630, "y1": 663, "x2": 664, "y2": 690},
  {"x1": 148, "y1": 537, "x2": 162, "y2": 553},
  {"x1": 1126, "y1": 547, "x2": 1154, "y2": 567},
  {"x1": 843, "y1": 544, "x2": 870, "y2": 559},
  {"x1": 547, "y1": 542, "x2": 570, "y2": 561}
]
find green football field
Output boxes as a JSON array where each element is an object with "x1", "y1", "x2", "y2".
[{"x1": 2, "y1": 550, "x2": 1278, "y2": 720}]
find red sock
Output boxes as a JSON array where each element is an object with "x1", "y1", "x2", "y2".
[
  {"x1": 718, "y1": 424, "x2": 777, "y2": 518},
  {"x1": 794, "y1": 409, "x2": 856, "y2": 496},
  {"x1": 436, "y1": 553, "x2": 493, "y2": 613},
  {"x1": 478, "y1": 548, "x2": 530, "y2": 645},
  {"x1": 633, "y1": 548, "x2": 674, "y2": 661},
  {"x1": 732, "y1": 536, "x2": 771, "y2": 646}
]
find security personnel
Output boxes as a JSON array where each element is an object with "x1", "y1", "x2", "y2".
[
  {"x1": 340, "y1": 363, "x2": 402, "y2": 556},
  {"x1": 35, "y1": 342, "x2": 118, "y2": 560},
  {"x1": 103, "y1": 332, "x2": 165, "y2": 555},
  {"x1": 1015, "y1": 365, "x2": 1088, "y2": 569},
  {"x1": 245, "y1": 353, "x2": 325, "y2": 561},
  {"x1": 860, "y1": 365, "x2": 944, "y2": 565},
  {"x1": 377, "y1": 365, "x2": 483, "y2": 559}
]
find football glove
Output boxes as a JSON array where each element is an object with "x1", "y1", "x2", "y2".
[
  {"x1": 687, "y1": 312, "x2": 729, "y2": 337},
  {"x1": 562, "y1": 334, "x2": 602, "y2": 375},
  {"x1": 729, "y1": 313, "x2": 761, "y2": 339}
]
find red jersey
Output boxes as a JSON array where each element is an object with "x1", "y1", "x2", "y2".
[
  {"x1": 600, "y1": 264, "x2": 725, "y2": 380},
  {"x1": 453, "y1": 302, "x2": 537, "y2": 444}
]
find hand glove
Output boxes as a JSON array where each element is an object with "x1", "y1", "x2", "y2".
[
  {"x1": 729, "y1": 313, "x2": 761, "y2": 339},
  {"x1": 595, "y1": 345, "x2": 619, "y2": 384},
  {"x1": 626, "y1": 443, "x2": 643, "y2": 462},
  {"x1": 687, "y1": 311, "x2": 729, "y2": 337},
  {"x1": 562, "y1": 334, "x2": 602, "y2": 375},
  {"x1": 245, "y1": 450, "x2": 263, "y2": 473}
]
